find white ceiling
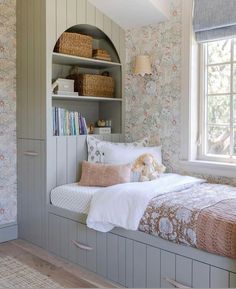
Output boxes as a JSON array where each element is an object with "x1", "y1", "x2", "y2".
[{"x1": 88, "y1": 0, "x2": 170, "y2": 29}]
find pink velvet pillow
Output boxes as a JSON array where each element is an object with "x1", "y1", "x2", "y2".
[{"x1": 79, "y1": 161, "x2": 131, "y2": 187}]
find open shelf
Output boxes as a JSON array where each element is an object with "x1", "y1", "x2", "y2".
[
  {"x1": 52, "y1": 133, "x2": 120, "y2": 138},
  {"x1": 52, "y1": 53, "x2": 121, "y2": 69},
  {"x1": 52, "y1": 25, "x2": 123, "y2": 137},
  {"x1": 52, "y1": 94, "x2": 123, "y2": 102}
]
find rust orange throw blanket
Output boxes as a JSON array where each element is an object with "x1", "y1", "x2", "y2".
[{"x1": 197, "y1": 199, "x2": 236, "y2": 259}]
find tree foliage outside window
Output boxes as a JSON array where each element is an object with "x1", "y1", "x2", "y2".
[{"x1": 203, "y1": 38, "x2": 236, "y2": 160}]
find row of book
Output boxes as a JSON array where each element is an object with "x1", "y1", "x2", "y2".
[{"x1": 52, "y1": 107, "x2": 88, "y2": 136}]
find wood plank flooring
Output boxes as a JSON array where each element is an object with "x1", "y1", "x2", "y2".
[{"x1": 0, "y1": 240, "x2": 118, "y2": 288}]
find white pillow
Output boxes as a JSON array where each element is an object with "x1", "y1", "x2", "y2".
[
  {"x1": 100, "y1": 145, "x2": 162, "y2": 165},
  {"x1": 86, "y1": 136, "x2": 150, "y2": 163}
]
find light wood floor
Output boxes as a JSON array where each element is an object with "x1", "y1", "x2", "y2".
[{"x1": 0, "y1": 239, "x2": 118, "y2": 288}]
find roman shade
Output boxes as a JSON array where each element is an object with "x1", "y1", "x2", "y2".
[{"x1": 193, "y1": 0, "x2": 236, "y2": 42}]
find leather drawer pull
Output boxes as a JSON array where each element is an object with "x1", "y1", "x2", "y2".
[
  {"x1": 72, "y1": 240, "x2": 93, "y2": 251},
  {"x1": 24, "y1": 151, "x2": 39, "y2": 157},
  {"x1": 165, "y1": 278, "x2": 190, "y2": 288}
]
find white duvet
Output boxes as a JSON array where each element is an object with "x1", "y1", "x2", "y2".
[{"x1": 86, "y1": 174, "x2": 205, "y2": 232}]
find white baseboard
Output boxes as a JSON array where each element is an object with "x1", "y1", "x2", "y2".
[{"x1": 0, "y1": 223, "x2": 18, "y2": 243}]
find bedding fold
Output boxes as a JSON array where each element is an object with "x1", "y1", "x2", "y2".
[{"x1": 86, "y1": 174, "x2": 205, "y2": 232}]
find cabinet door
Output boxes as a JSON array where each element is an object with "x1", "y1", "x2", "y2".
[
  {"x1": 17, "y1": 0, "x2": 46, "y2": 140},
  {"x1": 18, "y1": 139, "x2": 46, "y2": 248}
]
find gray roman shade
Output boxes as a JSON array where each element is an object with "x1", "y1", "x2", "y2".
[{"x1": 193, "y1": 0, "x2": 236, "y2": 42}]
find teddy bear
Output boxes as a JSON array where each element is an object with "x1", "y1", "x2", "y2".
[{"x1": 132, "y1": 153, "x2": 166, "y2": 182}]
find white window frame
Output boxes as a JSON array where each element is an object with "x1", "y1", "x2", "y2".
[
  {"x1": 199, "y1": 41, "x2": 236, "y2": 164},
  {"x1": 180, "y1": 0, "x2": 236, "y2": 178}
]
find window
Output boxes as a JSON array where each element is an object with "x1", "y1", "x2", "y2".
[{"x1": 200, "y1": 38, "x2": 236, "y2": 163}]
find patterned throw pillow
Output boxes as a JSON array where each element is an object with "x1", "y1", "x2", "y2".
[{"x1": 86, "y1": 136, "x2": 150, "y2": 163}]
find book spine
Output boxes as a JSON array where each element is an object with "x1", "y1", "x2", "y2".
[
  {"x1": 52, "y1": 107, "x2": 55, "y2": 136},
  {"x1": 63, "y1": 110, "x2": 67, "y2": 136},
  {"x1": 66, "y1": 111, "x2": 70, "y2": 136},
  {"x1": 72, "y1": 112, "x2": 76, "y2": 135},
  {"x1": 69, "y1": 111, "x2": 74, "y2": 136},
  {"x1": 73, "y1": 112, "x2": 76, "y2": 135},
  {"x1": 82, "y1": 117, "x2": 88, "y2": 135},
  {"x1": 55, "y1": 107, "x2": 59, "y2": 136},
  {"x1": 58, "y1": 108, "x2": 62, "y2": 136},
  {"x1": 61, "y1": 109, "x2": 65, "y2": 136},
  {"x1": 78, "y1": 113, "x2": 83, "y2": 135},
  {"x1": 74, "y1": 112, "x2": 79, "y2": 135},
  {"x1": 64, "y1": 110, "x2": 67, "y2": 136},
  {"x1": 69, "y1": 111, "x2": 71, "y2": 136}
]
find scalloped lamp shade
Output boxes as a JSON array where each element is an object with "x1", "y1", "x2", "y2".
[{"x1": 134, "y1": 55, "x2": 152, "y2": 76}]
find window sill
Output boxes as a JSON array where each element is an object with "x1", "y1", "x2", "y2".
[{"x1": 179, "y1": 160, "x2": 236, "y2": 178}]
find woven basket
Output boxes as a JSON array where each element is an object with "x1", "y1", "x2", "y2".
[
  {"x1": 54, "y1": 32, "x2": 93, "y2": 58},
  {"x1": 68, "y1": 74, "x2": 115, "y2": 98},
  {"x1": 93, "y1": 49, "x2": 111, "y2": 61}
]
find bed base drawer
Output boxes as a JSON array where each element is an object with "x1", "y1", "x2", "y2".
[
  {"x1": 48, "y1": 213, "x2": 236, "y2": 288},
  {"x1": 48, "y1": 213, "x2": 97, "y2": 272}
]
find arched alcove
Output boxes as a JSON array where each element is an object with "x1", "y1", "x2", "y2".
[
  {"x1": 60, "y1": 24, "x2": 121, "y2": 63},
  {"x1": 51, "y1": 24, "x2": 123, "y2": 135}
]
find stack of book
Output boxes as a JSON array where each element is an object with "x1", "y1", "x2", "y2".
[{"x1": 52, "y1": 107, "x2": 88, "y2": 136}]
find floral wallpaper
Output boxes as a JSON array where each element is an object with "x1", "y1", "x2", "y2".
[
  {"x1": 125, "y1": 0, "x2": 236, "y2": 186},
  {"x1": 125, "y1": 0, "x2": 182, "y2": 173},
  {"x1": 0, "y1": 0, "x2": 16, "y2": 226}
]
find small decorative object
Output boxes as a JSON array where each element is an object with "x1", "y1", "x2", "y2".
[
  {"x1": 93, "y1": 49, "x2": 111, "y2": 61},
  {"x1": 97, "y1": 120, "x2": 106, "y2": 127},
  {"x1": 51, "y1": 78, "x2": 78, "y2": 96},
  {"x1": 88, "y1": 123, "x2": 94, "y2": 134},
  {"x1": 134, "y1": 55, "x2": 152, "y2": 76},
  {"x1": 94, "y1": 127, "x2": 111, "y2": 135},
  {"x1": 105, "y1": 120, "x2": 112, "y2": 127},
  {"x1": 132, "y1": 153, "x2": 166, "y2": 182}
]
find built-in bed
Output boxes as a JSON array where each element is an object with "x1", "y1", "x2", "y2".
[{"x1": 47, "y1": 138, "x2": 236, "y2": 288}]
